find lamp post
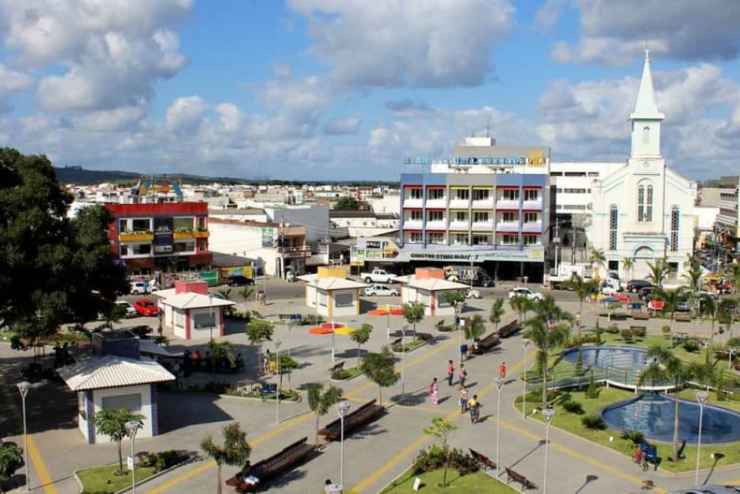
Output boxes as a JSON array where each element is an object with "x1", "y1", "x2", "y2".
[
  {"x1": 125, "y1": 421, "x2": 141, "y2": 494},
  {"x1": 542, "y1": 407, "x2": 555, "y2": 494},
  {"x1": 456, "y1": 304, "x2": 465, "y2": 366},
  {"x1": 400, "y1": 323, "x2": 406, "y2": 399},
  {"x1": 337, "y1": 400, "x2": 351, "y2": 490},
  {"x1": 275, "y1": 340, "x2": 282, "y2": 424},
  {"x1": 522, "y1": 339, "x2": 530, "y2": 419},
  {"x1": 17, "y1": 381, "x2": 31, "y2": 492},
  {"x1": 495, "y1": 376, "x2": 503, "y2": 476},
  {"x1": 695, "y1": 390, "x2": 709, "y2": 485}
]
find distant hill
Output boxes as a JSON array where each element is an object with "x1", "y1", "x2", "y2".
[{"x1": 53, "y1": 165, "x2": 399, "y2": 186}]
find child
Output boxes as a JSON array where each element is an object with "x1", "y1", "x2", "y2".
[
  {"x1": 459, "y1": 364, "x2": 468, "y2": 388},
  {"x1": 429, "y1": 377, "x2": 439, "y2": 405}
]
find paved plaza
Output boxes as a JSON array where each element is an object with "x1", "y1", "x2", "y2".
[{"x1": 1, "y1": 283, "x2": 739, "y2": 494}]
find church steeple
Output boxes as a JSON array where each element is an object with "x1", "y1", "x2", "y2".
[
  {"x1": 631, "y1": 50, "x2": 664, "y2": 121},
  {"x1": 630, "y1": 49, "x2": 664, "y2": 158}
]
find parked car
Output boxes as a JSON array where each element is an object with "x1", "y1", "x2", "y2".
[
  {"x1": 226, "y1": 275, "x2": 253, "y2": 287},
  {"x1": 508, "y1": 287, "x2": 544, "y2": 301},
  {"x1": 465, "y1": 288, "x2": 481, "y2": 299},
  {"x1": 364, "y1": 284, "x2": 399, "y2": 297},
  {"x1": 626, "y1": 279, "x2": 653, "y2": 293},
  {"x1": 134, "y1": 299, "x2": 159, "y2": 317},
  {"x1": 638, "y1": 286, "x2": 657, "y2": 302},
  {"x1": 130, "y1": 280, "x2": 149, "y2": 295},
  {"x1": 360, "y1": 268, "x2": 398, "y2": 284},
  {"x1": 675, "y1": 301, "x2": 691, "y2": 312},
  {"x1": 115, "y1": 300, "x2": 137, "y2": 318}
]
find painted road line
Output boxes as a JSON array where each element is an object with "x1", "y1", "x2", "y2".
[
  {"x1": 146, "y1": 460, "x2": 215, "y2": 494},
  {"x1": 349, "y1": 349, "x2": 535, "y2": 493},
  {"x1": 28, "y1": 435, "x2": 59, "y2": 494}
]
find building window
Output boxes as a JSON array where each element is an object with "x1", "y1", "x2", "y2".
[
  {"x1": 452, "y1": 233, "x2": 468, "y2": 245},
  {"x1": 501, "y1": 211, "x2": 517, "y2": 223},
  {"x1": 409, "y1": 210, "x2": 423, "y2": 221},
  {"x1": 454, "y1": 189, "x2": 469, "y2": 201},
  {"x1": 524, "y1": 189, "x2": 539, "y2": 201},
  {"x1": 471, "y1": 234, "x2": 490, "y2": 245},
  {"x1": 132, "y1": 218, "x2": 151, "y2": 232},
  {"x1": 502, "y1": 189, "x2": 519, "y2": 201},
  {"x1": 609, "y1": 205, "x2": 618, "y2": 250},
  {"x1": 670, "y1": 206, "x2": 679, "y2": 252},
  {"x1": 454, "y1": 211, "x2": 468, "y2": 222},
  {"x1": 472, "y1": 189, "x2": 490, "y2": 201},
  {"x1": 473, "y1": 212, "x2": 489, "y2": 223},
  {"x1": 500, "y1": 234, "x2": 518, "y2": 245},
  {"x1": 408, "y1": 232, "x2": 422, "y2": 243},
  {"x1": 427, "y1": 188, "x2": 444, "y2": 200},
  {"x1": 174, "y1": 216, "x2": 194, "y2": 232},
  {"x1": 427, "y1": 210, "x2": 444, "y2": 222},
  {"x1": 407, "y1": 188, "x2": 422, "y2": 200},
  {"x1": 335, "y1": 293, "x2": 354, "y2": 308},
  {"x1": 638, "y1": 183, "x2": 653, "y2": 222},
  {"x1": 118, "y1": 219, "x2": 128, "y2": 232},
  {"x1": 174, "y1": 241, "x2": 195, "y2": 253},
  {"x1": 119, "y1": 245, "x2": 129, "y2": 256},
  {"x1": 523, "y1": 235, "x2": 539, "y2": 245},
  {"x1": 428, "y1": 232, "x2": 445, "y2": 244},
  {"x1": 523, "y1": 212, "x2": 538, "y2": 223}
]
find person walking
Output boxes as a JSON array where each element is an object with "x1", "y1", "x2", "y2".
[
  {"x1": 468, "y1": 394, "x2": 480, "y2": 423},
  {"x1": 459, "y1": 364, "x2": 468, "y2": 388},
  {"x1": 459, "y1": 386, "x2": 469, "y2": 413},
  {"x1": 498, "y1": 361, "x2": 507, "y2": 381},
  {"x1": 447, "y1": 360, "x2": 455, "y2": 386},
  {"x1": 429, "y1": 377, "x2": 439, "y2": 405}
]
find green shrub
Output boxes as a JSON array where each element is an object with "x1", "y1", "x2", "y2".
[
  {"x1": 585, "y1": 372, "x2": 600, "y2": 399},
  {"x1": 621, "y1": 430, "x2": 644, "y2": 445},
  {"x1": 631, "y1": 326, "x2": 647, "y2": 338},
  {"x1": 683, "y1": 339, "x2": 700, "y2": 353},
  {"x1": 412, "y1": 445, "x2": 480, "y2": 476},
  {"x1": 727, "y1": 337, "x2": 740, "y2": 348},
  {"x1": 563, "y1": 400, "x2": 585, "y2": 414},
  {"x1": 661, "y1": 325, "x2": 671, "y2": 337},
  {"x1": 581, "y1": 414, "x2": 606, "y2": 430},
  {"x1": 605, "y1": 325, "x2": 619, "y2": 334},
  {"x1": 620, "y1": 328, "x2": 633, "y2": 341}
]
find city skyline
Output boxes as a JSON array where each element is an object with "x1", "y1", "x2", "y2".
[{"x1": 1, "y1": 1, "x2": 740, "y2": 180}]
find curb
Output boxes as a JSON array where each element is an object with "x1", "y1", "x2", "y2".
[{"x1": 72, "y1": 457, "x2": 195, "y2": 494}]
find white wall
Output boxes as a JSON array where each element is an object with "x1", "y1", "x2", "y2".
[
  {"x1": 189, "y1": 307, "x2": 222, "y2": 340},
  {"x1": 267, "y1": 206, "x2": 329, "y2": 242},
  {"x1": 93, "y1": 384, "x2": 153, "y2": 442},
  {"x1": 209, "y1": 222, "x2": 280, "y2": 275}
]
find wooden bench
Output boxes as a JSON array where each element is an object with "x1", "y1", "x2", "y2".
[
  {"x1": 226, "y1": 437, "x2": 317, "y2": 492},
  {"x1": 629, "y1": 326, "x2": 647, "y2": 337},
  {"x1": 472, "y1": 333, "x2": 501, "y2": 354},
  {"x1": 504, "y1": 467, "x2": 537, "y2": 490},
  {"x1": 675, "y1": 312, "x2": 692, "y2": 322},
  {"x1": 497, "y1": 320, "x2": 520, "y2": 339},
  {"x1": 318, "y1": 399, "x2": 385, "y2": 442},
  {"x1": 632, "y1": 311, "x2": 650, "y2": 320},
  {"x1": 469, "y1": 448, "x2": 497, "y2": 472}
]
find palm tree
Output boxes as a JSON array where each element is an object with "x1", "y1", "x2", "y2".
[
  {"x1": 622, "y1": 257, "x2": 634, "y2": 282},
  {"x1": 659, "y1": 288, "x2": 686, "y2": 321},
  {"x1": 719, "y1": 298, "x2": 738, "y2": 340},
  {"x1": 423, "y1": 417, "x2": 457, "y2": 488},
  {"x1": 350, "y1": 323, "x2": 373, "y2": 359},
  {"x1": 201, "y1": 423, "x2": 251, "y2": 494},
  {"x1": 682, "y1": 253, "x2": 703, "y2": 314},
  {"x1": 638, "y1": 346, "x2": 692, "y2": 462},
  {"x1": 464, "y1": 314, "x2": 486, "y2": 343},
  {"x1": 589, "y1": 247, "x2": 607, "y2": 283},
  {"x1": 508, "y1": 295, "x2": 530, "y2": 324},
  {"x1": 647, "y1": 257, "x2": 669, "y2": 289},
  {"x1": 700, "y1": 295, "x2": 719, "y2": 344},
  {"x1": 306, "y1": 383, "x2": 343, "y2": 442},
  {"x1": 489, "y1": 298, "x2": 505, "y2": 333},
  {"x1": 566, "y1": 274, "x2": 594, "y2": 335}
]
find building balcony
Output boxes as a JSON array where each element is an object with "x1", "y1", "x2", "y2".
[
  {"x1": 496, "y1": 200, "x2": 519, "y2": 210},
  {"x1": 403, "y1": 219, "x2": 423, "y2": 230},
  {"x1": 448, "y1": 220, "x2": 470, "y2": 230},
  {"x1": 522, "y1": 199, "x2": 543, "y2": 210},
  {"x1": 471, "y1": 199, "x2": 495, "y2": 209},
  {"x1": 471, "y1": 221, "x2": 494, "y2": 230},
  {"x1": 403, "y1": 198, "x2": 424, "y2": 208},
  {"x1": 495, "y1": 222, "x2": 520, "y2": 232},
  {"x1": 278, "y1": 245, "x2": 311, "y2": 257},
  {"x1": 119, "y1": 231, "x2": 154, "y2": 242},
  {"x1": 425, "y1": 220, "x2": 447, "y2": 230},
  {"x1": 448, "y1": 199, "x2": 470, "y2": 209},
  {"x1": 522, "y1": 221, "x2": 543, "y2": 233},
  {"x1": 425, "y1": 198, "x2": 447, "y2": 209}
]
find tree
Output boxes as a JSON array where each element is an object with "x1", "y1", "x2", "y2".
[
  {"x1": 239, "y1": 285, "x2": 254, "y2": 301},
  {"x1": 402, "y1": 302, "x2": 425, "y2": 334},
  {"x1": 423, "y1": 417, "x2": 458, "y2": 488},
  {"x1": 360, "y1": 347, "x2": 399, "y2": 405},
  {"x1": 508, "y1": 295, "x2": 531, "y2": 324},
  {"x1": 333, "y1": 196, "x2": 360, "y2": 210},
  {"x1": 94, "y1": 409, "x2": 144, "y2": 475},
  {"x1": 350, "y1": 323, "x2": 373, "y2": 358},
  {"x1": 464, "y1": 314, "x2": 486, "y2": 343},
  {"x1": 0, "y1": 149, "x2": 128, "y2": 349},
  {"x1": 0, "y1": 442, "x2": 23, "y2": 491},
  {"x1": 589, "y1": 248, "x2": 606, "y2": 283},
  {"x1": 682, "y1": 254, "x2": 703, "y2": 314},
  {"x1": 218, "y1": 288, "x2": 233, "y2": 300},
  {"x1": 306, "y1": 383, "x2": 343, "y2": 442},
  {"x1": 566, "y1": 274, "x2": 595, "y2": 335},
  {"x1": 719, "y1": 298, "x2": 738, "y2": 340},
  {"x1": 647, "y1": 258, "x2": 670, "y2": 289},
  {"x1": 488, "y1": 298, "x2": 505, "y2": 333},
  {"x1": 622, "y1": 257, "x2": 634, "y2": 281},
  {"x1": 201, "y1": 423, "x2": 251, "y2": 494},
  {"x1": 638, "y1": 346, "x2": 692, "y2": 461},
  {"x1": 441, "y1": 291, "x2": 465, "y2": 326},
  {"x1": 658, "y1": 288, "x2": 686, "y2": 321},
  {"x1": 732, "y1": 264, "x2": 740, "y2": 295},
  {"x1": 700, "y1": 295, "x2": 719, "y2": 344}
]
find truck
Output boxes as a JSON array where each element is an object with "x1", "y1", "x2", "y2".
[
  {"x1": 360, "y1": 268, "x2": 398, "y2": 284},
  {"x1": 443, "y1": 265, "x2": 495, "y2": 287},
  {"x1": 546, "y1": 262, "x2": 593, "y2": 289}
]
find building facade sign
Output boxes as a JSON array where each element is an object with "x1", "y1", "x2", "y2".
[{"x1": 351, "y1": 246, "x2": 544, "y2": 264}]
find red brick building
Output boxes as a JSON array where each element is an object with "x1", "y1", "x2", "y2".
[{"x1": 105, "y1": 202, "x2": 212, "y2": 271}]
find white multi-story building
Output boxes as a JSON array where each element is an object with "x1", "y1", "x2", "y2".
[{"x1": 699, "y1": 178, "x2": 740, "y2": 250}]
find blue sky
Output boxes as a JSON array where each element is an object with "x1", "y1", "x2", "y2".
[{"x1": 0, "y1": 0, "x2": 739, "y2": 180}]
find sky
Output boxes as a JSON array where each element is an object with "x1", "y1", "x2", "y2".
[{"x1": 0, "y1": 0, "x2": 739, "y2": 180}]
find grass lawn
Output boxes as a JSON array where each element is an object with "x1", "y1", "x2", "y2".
[
  {"x1": 77, "y1": 464, "x2": 158, "y2": 494},
  {"x1": 676, "y1": 388, "x2": 740, "y2": 413},
  {"x1": 332, "y1": 365, "x2": 363, "y2": 380},
  {"x1": 392, "y1": 337, "x2": 427, "y2": 353},
  {"x1": 380, "y1": 468, "x2": 518, "y2": 494},
  {"x1": 516, "y1": 387, "x2": 740, "y2": 472}
]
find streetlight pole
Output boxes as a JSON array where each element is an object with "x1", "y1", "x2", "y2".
[
  {"x1": 125, "y1": 421, "x2": 141, "y2": 494},
  {"x1": 695, "y1": 391, "x2": 709, "y2": 485},
  {"x1": 456, "y1": 303, "x2": 464, "y2": 366},
  {"x1": 275, "y1": 340, "x2": 282, "y2": 424},
  {"x1": 400, "y1": 323, "x2": 406, "y2": 399},
  {"x1": 542, "y1": 407, "x2": 555, "y2": 494},
  {"x1": 495, "y1": 376, "x2": 503, "y2": 476},
  {"x1": 17, "y1": 381, "x2": 31, "y2": 493},
  {"x1": 522, "y1": 339, "x2": 530, "y2": 419},
  {"x1": 337, "y1": 400, "x2": 351, "y2": 490}
]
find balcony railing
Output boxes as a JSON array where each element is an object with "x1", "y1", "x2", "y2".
[
  {"x1": 278, "y1": 245, "x2": 311, "y2": 257},
  {"x1": 119, "y1": 231, "x2": 154, "y2": 242},
  {"x1": 448, "y1": 220, "x2": 469, "y2": 230},
  {"x1": 448, "y1": 199, "x2": 470, "y2": 209},
  {"x1": 522, "y1": 221, "x2": 543, "y2": 233},
  {"x1": 425, "y1": 198, "x2": 447, "y2": 209},
  {"x1": 496, "y1": 199, "x2": 519, "y2": 210},
  {"x1": 403, "y1": 198, "x2": 423, "y2": 208},
  {"x1": 522, "y1": 199, "x2": 543, "y2": 210},
  {"x1": 495, "y1": 222, "x2": 519, "y2": 232},
  {"x1": 403, "y1": 219, "x2": 423, "y2": 229},
  {"x1": 471, "y1": 199, "x2": 494, "y2": 209}
]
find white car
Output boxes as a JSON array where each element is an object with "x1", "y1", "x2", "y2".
[
  {"x1": 130, "y1": 281, "x2": 149, "y2": 295},
  {"x1": 364, "y1": 284, "x2": 400, "y2": 297},
  {"x1": 508, "y1": 287, "x2": 544, "y2": 301},
  {"x1": 115, "y1": 300, "x2": 137, "y2": 318}
]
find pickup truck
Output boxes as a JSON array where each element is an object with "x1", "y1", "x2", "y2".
[{"x1": 360, "y1": 268, "x2": 397, "y2": 284}]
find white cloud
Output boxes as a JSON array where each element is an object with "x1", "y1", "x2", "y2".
[
  {"x1": 165, "y1": 96, "x2": 207, "y2": 133},
  {"x1": 324, "y1": 116, "x2": 361, "y2": 135},
  {"x1": 70, "y1": 104, "x2": 147, "y2": 131},
  {"x1": 287, "y1": 0, "x2": 514, "y2": 88},
  {"x1": 552, "y1": 0, "x2": 740, "y2": 65}
]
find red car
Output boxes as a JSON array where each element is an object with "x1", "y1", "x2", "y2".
[
  {"x1": 614, "y1": 293, "x2": 631, "y2": 304},
  {"x1": 134, "y1": 299, "x2": 159, "y2": 317}
]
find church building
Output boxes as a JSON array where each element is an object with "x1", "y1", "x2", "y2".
[{"x1": 588, "y1": 51, "x2": 698, "y2": 281}]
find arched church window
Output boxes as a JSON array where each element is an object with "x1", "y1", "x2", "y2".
[
  {"x1": 642, "y1": 126, "x2": 650, "y2": 144},
  {"x1": 609, "y1": 205, "x2": 618, "y2": 250},
  {"x1": 637, "y1": 182, "x2": 654, "y2": 223}
]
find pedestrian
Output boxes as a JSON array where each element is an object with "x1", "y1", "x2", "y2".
[
  {"x1": 459, "y1": 364, "x2": 467, "y2": 388},
  {"x1": 498, "y1": 361, "x2": 507, "y2": 381},
  {"x1": 429, "y1": 377, "x2": 439, "y2": 405},
  {"x1": 468, "y1": 394, "x2": 480, "y2": 423},
  {"x1": 447, "y1": 360, "x2": 455, "y2": 386},
  {"x1": 263, "y1": 349, "x2": 272, "y2": 375},
  {"x1": 459, "y1": 386, "x2": 469, "y2": 413}
]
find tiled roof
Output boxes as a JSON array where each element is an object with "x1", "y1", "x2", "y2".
[
  {"x1": 397, "y1": 275, "x2": 469, "y2": 291},
  {"x1": 156, "y1": 291, "x2": 236, "y2": 309},
  {"x1": 59, "y1": 355, "x2": 175, "y2": 391}
]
